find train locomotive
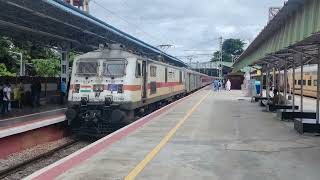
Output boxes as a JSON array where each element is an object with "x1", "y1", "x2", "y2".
[{"x1": 66, "y1": 44, "x2": 213, "y2": 136}]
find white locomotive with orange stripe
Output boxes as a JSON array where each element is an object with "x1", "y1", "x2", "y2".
[{"x1": 66, "y1": 44, "x2": 213, "y2": 136}]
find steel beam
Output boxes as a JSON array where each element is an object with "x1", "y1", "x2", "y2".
[{"x1": 289, "y1": 48, "x2": 318, "y2": 60}]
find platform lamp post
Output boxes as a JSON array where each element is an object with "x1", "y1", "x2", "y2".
[{"x1": 9, "y1": 51, "x2": 24, "y2": 76}]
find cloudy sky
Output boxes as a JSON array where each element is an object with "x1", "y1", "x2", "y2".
[{"x1": 90, "y1": 0, "x2": 285, "y2": 62}]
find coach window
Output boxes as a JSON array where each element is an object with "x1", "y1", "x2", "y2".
[
  {"x1": 150, "y1": 66, "x2": 157, "y2": 77},
  {"x1": 298, "y1": 80, "x2": 301, "y2": 85},
  {"x1": 136, "y1": 62, "x2": 141, "y2": 77},
  {"x1": 165, "y1": 68, "x2": 168, "y2": 82},
  {"x1": 308, "y1": 80, "x2": 312, "y2": 86},
  {"x1": 314, "y1": 80, "x2": 318, "y2": 86},
  {"x1": 303, "y1": 80, "x2": 306, "y2": 85}
]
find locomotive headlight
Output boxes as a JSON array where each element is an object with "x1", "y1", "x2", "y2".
[{"x1": 118, "y1": 84, "x2": 123, "y2": 93}]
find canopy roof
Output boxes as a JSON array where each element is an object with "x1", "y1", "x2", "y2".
[
  {"x1": 0, "y1": 0, "x2": 186, "y2": 67},
  {"x1": 233, "y1": 0, "x2": 320, "y2": 72}
]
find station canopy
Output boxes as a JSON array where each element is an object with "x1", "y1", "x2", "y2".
[
  {"x1": 233, "y1": 0, "x2": 320, "y2": 72},
  {"x1": 0, "y1": 0, "x2": 186, "y2": 67}
]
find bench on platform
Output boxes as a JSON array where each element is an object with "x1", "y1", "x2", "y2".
[
  {"x1": 277, "y1": 110, "x2": 316, "y2": 121},
  {"x1": 253, "y1": 96, "x2": 269, "y2": 102},
  {"x1": 260, "y1": 100, "x2": 270, "y2": 107},
  {"x1": 294, "y1": 118, "x2": 320, "y2": 134},
  {"x1": 267, "y1": 104, "x2": 299, "y2": 112}
]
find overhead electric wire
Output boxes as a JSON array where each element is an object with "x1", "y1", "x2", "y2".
[{"x1": 91, "y1": 0, "x2": 164, "y2": 45}]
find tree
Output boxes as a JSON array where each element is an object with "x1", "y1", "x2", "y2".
[
  {"x1": 0, "y1": 63, "x2": 15, "y2": 76},
  {"x1": 211, "y1": 38, "x2": 245, "y2": 62},
  {"x1": 32, "y1": 58, "x2": 60, "y2": 77},
  {"x1": 32, "y1": 58, "x2": 60, "y2": 96},
  {"x1": 223, "y1": 39, "x2": 245, "y2": 56}
]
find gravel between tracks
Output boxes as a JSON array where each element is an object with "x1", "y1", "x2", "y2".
[{"x1": 0, "y1": 137, "x2": 91, "y2": 180}]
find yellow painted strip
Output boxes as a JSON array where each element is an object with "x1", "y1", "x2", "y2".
[{"x1": 125, "y1": 91, "x2": 211, "y2": 180}]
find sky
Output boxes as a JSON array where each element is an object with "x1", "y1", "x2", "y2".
[{"x1": 90, "y1": 0, "x2": 285, "y2": 62}]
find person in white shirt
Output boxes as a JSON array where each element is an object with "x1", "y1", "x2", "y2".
[
  {"x1": 226, "y1": 79, "x2": 231, "y2": 91},
  {"x1": 2, "y1": 81, "x2": 11, "y2": 115}
]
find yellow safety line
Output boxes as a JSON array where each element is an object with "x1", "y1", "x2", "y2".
[{"x1": 125, "y1": 91, "x2": 211, "y2": 180}]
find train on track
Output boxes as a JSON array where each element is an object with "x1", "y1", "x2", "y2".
[
  {"x1": 288, "y1": 65, "x2": 318, "y2": 98},
  {"x1": 253, "y1": 65, "x2": 319, "y2": 98},
  {"x1": 65, "y1": 44, "x2": 214, "y2": 136}
]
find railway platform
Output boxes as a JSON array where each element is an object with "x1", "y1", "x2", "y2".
[
  {"x1": 27, "y1": 88, "x2": 320, "y2": 180},
  {"x1": 0, "y1": 106, "x2": 66, "y2": 128},
  {"x1": 0, "y1": 107, "x2": 67, "y2": 159}
]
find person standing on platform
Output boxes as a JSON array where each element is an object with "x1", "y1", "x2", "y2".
[
  {"x1": 60, "y1": 79, "x2": 67, "y2": 105},
  {"x1": 31, "y1": 79, "x2": 41, "y2": 107},
  {"x1": 0, "y1": 82, "x2": 4, "y2": 114},
  {"x1": 14, "y1": 81, "x2": 24, "y2": 108},
  {"x1": 218, "y1": 80, "x2": 222, "y2": 91},
  {"x1": 226, "y1": 79, "x2": 231, "y2": 91},
  {"x1": 213, "y1": 79, "x2": 218, "y2": 91},
  {"x1": 2, "y1": 81, "x2": 11, "y2": 115}
]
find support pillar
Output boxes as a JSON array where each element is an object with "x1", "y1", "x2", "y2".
[
  {"x1": 317, "y1": 47, "x2": 320, "y2": 125},
  {"x1": 272, "y1": 68, "x2": 276, "y2": 91},
  {"x1": 300, "y1": 57, "x2": 304, "y2": 112},
  {"x1": 277, "y1": 68, "x2": 281, "y2": 92},
  {"x1": 266, "y1": 64, "x2": 270, "y2": 102},
  {"x1": 292, "y1": 55, "x2": 296, "y2": 112},
  {"x1": 284, "y1": 60, "x2": 288, "y2": 102},
  {"x1": 260, "y1": 68, "x2": 263, "y2": 97},
  {"x1": 60, "y1": 50, "x2": 69, "y2": 84}
]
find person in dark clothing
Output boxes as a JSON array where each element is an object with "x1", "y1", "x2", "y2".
[
  {"x1": 31, "y1": 79, "x2": 41, "y2": 107},
  {"x1": 0, "y1": 82, "x2": 3, "y2": 114}
]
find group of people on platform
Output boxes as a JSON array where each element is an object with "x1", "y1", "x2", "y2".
[
  {"x1": 0, "y1": 78, "x2": 68, "y2": 116},
  {"x1": 213, "y1": 79, "x2": 232, "y2": 91}
]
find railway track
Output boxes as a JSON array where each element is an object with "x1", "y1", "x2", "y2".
[{"x1": 0, "y1": 138, "x2": 91, "y2": 180}]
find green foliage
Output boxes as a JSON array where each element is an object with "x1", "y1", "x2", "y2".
[
  {"x1": 0, "y1": 37, "x2": 16, "y2": 72},
  {"x1": 211, "y1": 38, "x2": 245, "y2": 62},
  {"x1": 32, "y1": 58, "x2": 60, "y2": 77},
  {"x1": 68, "y1": 51, "x2": 79, "y2": 67},
  {"x1": 0, "y1": 35, "x2": 80, "y2": 77},
  {"x1": 0, "y1": 63, "x2": 15, "y2": 76}
]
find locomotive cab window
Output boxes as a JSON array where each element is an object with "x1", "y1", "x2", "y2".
[
  {"x1": 103, "y1": 59, "x2": 127, "y2": 77},
  {"x1": 136, "y1": 62, "x2": 141, "y2": 77},
  {"x1": 150, "y1": 66, "x2": 157, "y2": 77},
  {"x1": 76, "y1": 61, "x2": 99, "y2": 75}
]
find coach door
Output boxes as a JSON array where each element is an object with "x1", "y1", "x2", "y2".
[{"x1": 142, "y1": 60, "x2": 147, "y2": 99}]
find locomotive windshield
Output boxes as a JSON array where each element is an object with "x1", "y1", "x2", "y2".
[
  {"x1": 103, "y1": 60, "x2": 126, "y2": 77},
  {"x1": 76, "y1": 61, "x2": 98, "y2": 75}
]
